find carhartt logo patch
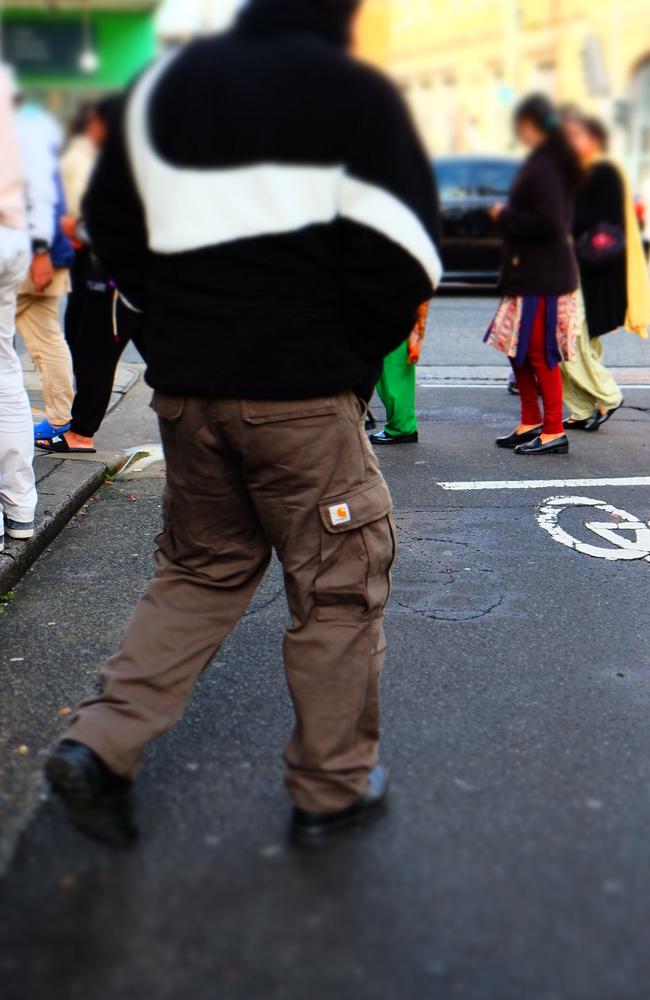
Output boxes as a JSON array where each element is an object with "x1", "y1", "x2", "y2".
[{"x1": 329, "y1": 503, "x2": 352, "y2": 526}]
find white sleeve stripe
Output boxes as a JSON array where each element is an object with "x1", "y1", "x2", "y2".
[
  {"x1": 128, "y1": 58, "x2": 442, "y2": 289},
  {"x1": 339, "y1": 174, "x2": 443, "y2": 289}
]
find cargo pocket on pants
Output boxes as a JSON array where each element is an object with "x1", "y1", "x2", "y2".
[
  {"x1": 149, "y1": 392, "x2": 185, "y2": 557},
  {"x1": 315, "y1": 477, "x2": 396, "y2": 623}
]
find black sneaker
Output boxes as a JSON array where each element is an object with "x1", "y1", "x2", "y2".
[
  {"x1": 45, "y1": 739, "x2": 138, "y2": 848},
  {"x1": 290, "y1": 765, "x2": 389, "y2": 846}
]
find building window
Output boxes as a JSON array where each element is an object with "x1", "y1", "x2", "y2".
[{"x1": 628, "y1": 59, "x2": 650, "y2": 192}]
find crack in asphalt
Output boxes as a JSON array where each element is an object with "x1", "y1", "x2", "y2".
[
  {"x1": 395, "y1": 592, "x2": 505, "y2": 623},
  {"x1": 394, "y1": 525, "x2": 473, "y2": 547},
  {"x1": 32, "y1": 460, "x2": 65, "y2": 487},
  {"x1": 244, "y1": 586, "x2": 286, "y2": 618}
]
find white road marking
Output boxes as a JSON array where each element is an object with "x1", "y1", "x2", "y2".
[
  {"x1": 438, "y1": 477, "x2": 650, "y2": 492},
  {"x1": 536, "y1": 496, "x2": 650, "y2": 562},
  {"x1": 585, "y1": 522, "x2": 650, "y2": 551}
]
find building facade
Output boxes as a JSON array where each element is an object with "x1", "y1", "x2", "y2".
[
  {"x1": 360, "y1": 0, "x2": 650, "y2": 191},
  {"x1": 155, "y1": 0, "x2": 244, "y2": 41}
]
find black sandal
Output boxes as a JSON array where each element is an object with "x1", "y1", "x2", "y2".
[
  {"x1": 563, "y1": 417, "x2": 590, "y2": 430},
  {"x1": 36, "y1": 436, "x2": 97, "y2": 455}
]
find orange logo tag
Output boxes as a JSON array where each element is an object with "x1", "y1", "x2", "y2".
[{"x1": 329, "y1": 502, "x2": 352, "y2": 526}]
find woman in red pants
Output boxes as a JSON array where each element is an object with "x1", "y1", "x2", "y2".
[{"x1": 485, "y1": 95, "x2": 583, "y2": 456}]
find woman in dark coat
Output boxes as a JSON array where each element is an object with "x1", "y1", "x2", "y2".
[
  {"x1": 485, "y1": 94, "x2": 582, "y2": 456},
  {"x1": 561, "y1": 115, "x2": 643, "y2": 431}
]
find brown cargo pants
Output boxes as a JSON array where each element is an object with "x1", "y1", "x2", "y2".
[{"x1": 67, "y1": 390, "x2": 396, "y2": 813}]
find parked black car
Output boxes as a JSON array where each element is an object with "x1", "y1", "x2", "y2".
[{"x1": 434, "y1": 156, "x2": 520, "y2": 287}]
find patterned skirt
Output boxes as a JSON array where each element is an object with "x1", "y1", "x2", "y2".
[{"x1": 484, "y1": 292, "x2": 581, "y2": 367}]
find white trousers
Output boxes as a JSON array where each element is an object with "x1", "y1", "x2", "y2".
[{"x1": 0, "y1": 227, "x2": 37, "y2": 525}]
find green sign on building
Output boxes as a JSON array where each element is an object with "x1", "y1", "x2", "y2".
[{"x1": 3, "y1": 10, "x2": 157, "y2": 90}]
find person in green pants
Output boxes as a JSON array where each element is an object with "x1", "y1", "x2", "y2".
[{"x1": 370, "y1": 302, "x2": 428, "y2": 446}]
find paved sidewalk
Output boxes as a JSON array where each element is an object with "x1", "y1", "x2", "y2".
[{"x1": 20, "y1": 340, "x2": 140, "y2": 427}]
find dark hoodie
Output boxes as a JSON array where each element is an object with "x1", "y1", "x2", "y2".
[
  {"x1": 237, "y1": 0, "x2": 360, "y2": 47},
  {"x1": 83, "y1": 0, "x2": 442, "y2": 400}
]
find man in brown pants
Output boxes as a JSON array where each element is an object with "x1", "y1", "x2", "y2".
[{"x1": 46, "y1": 0, "x2": 442, "y2": 847}]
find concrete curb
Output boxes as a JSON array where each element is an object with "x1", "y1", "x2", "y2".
[{"x1": 0, "y1": 460, "x2": 112, "y2": 596}]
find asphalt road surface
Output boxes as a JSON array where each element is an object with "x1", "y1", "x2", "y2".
[{"x1": 1, "y1": 297, "x2": 649, "y2": 1000}]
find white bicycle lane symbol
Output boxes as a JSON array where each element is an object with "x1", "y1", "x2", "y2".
[{"x1": 537, "y1": 496, "x2": 650, "y2": 562}]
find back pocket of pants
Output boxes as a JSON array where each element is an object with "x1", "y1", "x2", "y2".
[
  {"x1": 241, "y1": 397, "x2": 339, "y2": 425},
  {"x1": 150, "y1": 391, "x2": 185, "y2": 423}
]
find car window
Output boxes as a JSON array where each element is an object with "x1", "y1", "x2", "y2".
[
  {"x1": 435, "y1": 161, "x2": 518, "y2": 200},
  {"x1": 434, "y1": 162, "x2": 473, "y2": 201},
  {"x1": 472, "y1": 162, "x2": 518, "y2": 197}
]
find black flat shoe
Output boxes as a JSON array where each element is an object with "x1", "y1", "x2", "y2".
[
  {"x1": 496, "y1": 426, "x2": 542, "y2": 449},
  {"x1": 45, "y1": 739, "x2": 138, "y2": 848},
  {"x1": 365, "y1": 409, "x2": 377, "y2": 432},
  {"x1": 563, "y1": 417, "x2": 590, "y2": 430},
  {"x1": 515, "y1": 434, "x2": 569, "y2": 456},
  {"x1": 290, "y1": 765, "x2": 389, "y2": 847},
  {"x1": 584, "y1": 399, "x2": 624, "y2": 433},
  {"x1": 370, "y1": 430, "x2": 418, "y2": 446},
  {"x1": 507, "y1": 382, "x2": 520, "y2": 396}
]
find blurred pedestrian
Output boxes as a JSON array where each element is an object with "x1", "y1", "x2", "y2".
[
  {"x1": 561, "y1": 114, "x2": 650, "y2": 432},
  {"x1": 0, "y1": 66, "x2": 37, "y2": 549},
  {"x1": 486, "y1": 94, "x2": 582, "y2": 456},
  {"x1": 60, "y1": 102, "x2": 102, "y2": 224},
  {"x1": 14, "y1": 101, "x2": 75, "y2": 442},
  {"x1": 46, "y1": 0, "x2": 442, "y2": 847},
  {"x1": 38, "y1": 97, "x2": 145, "y2": 456},
  {"x1": 370, "y1": 302, "x2": 429, "y2": 445}
]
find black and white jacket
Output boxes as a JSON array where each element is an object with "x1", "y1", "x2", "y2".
[{"x1": 84, "y1": 0, "x2": 443, "y2": 400}]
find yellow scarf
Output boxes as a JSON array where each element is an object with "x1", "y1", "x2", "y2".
[{"x1": 589, "y1": 156, "x2": 650, "y2": 338}]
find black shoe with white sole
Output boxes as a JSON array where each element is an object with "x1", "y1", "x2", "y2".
[
  {"x1": 5, "y1": 518, "x2": 35, "y2": 540},
  {"x1": 290, "y1": 764, "x2": 389, "y2": 846},
  {"x1": 46, "y1": 739, "x2": 138, "y2": 848}
]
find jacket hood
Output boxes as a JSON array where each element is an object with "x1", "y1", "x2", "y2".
[{"x1": 236, "y1": 0, "x2": 360, "y2": 48}]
